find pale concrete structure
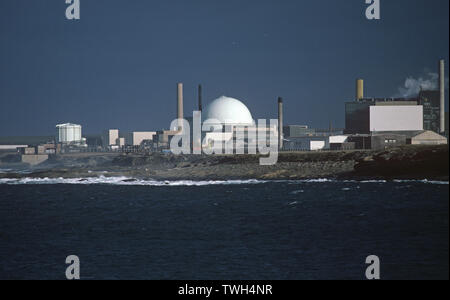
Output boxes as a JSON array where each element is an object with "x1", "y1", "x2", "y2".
[
  {"x1": 370, "y1": 106, "x2": 423, "y2": 132},
  {"x1": 102, "y1": 129, "x2": 119, "y2": 147},
  {"x1": 22, "y1": 154, "x2": 48, "y2": 166},
  {"x1": 21, "y1": 147, "x2": 36, "y2": 155},
  {"x1": 154, "y1": 130, "x2": 179, "y2": 150},
  {"x1": 310, "y1": 140, "x2": 326, "y2": 151},
  {"x1": 0, "y1": 145, "x2": 28, "y2": 151},
  {"x1": 117, "y1": 137, "x2": 125, "y2": 147},
  {"x1": 124, "y1": 132, "x2": 157, "y2": 146},
  {"x1": 329, "y1": 135, "x2": 348, "y2": 144},
  {"x1": 409, "y1": 130, "x2": 447, "y2": 145}
]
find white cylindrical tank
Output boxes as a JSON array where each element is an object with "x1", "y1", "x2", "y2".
[{"x1": 56, "y1": 123, "x2": 82, "y2": 143}]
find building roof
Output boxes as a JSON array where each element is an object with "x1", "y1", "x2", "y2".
[
  {"x1": 410, "y1": 130, "x2": 448, "y2": 141},
  {"x1": 56, "y1": 123, "x2": 81, "y2": 128},
  {"x1": 370, "y1": 130, "x2": 447, "y2": 140},
  {"x1": 204, "y1": 96, "x2": 254, "y2": 126}
]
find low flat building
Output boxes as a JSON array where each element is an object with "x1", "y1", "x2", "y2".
[
  {"x1": 407, "y1": 130, "x2": 448, "y2": 145},
  {"x1": 330, "y1": 142, "x2": 356, "y2": 151},
  {"x1": 21, "y1": 154, "x2": 48, "y2": 166},
  {"x1": 284, "y1": 136, "x2": 328, "y2": 151},
  {"x1": 371, "y1": 133, "x2": 408, "y2": 150},
  {"x1": 0, "y1": 145, "x2": 28, "y2": 152},
  {"x1": 19, "y1": 147, "x2": 37, "y2": 155}
]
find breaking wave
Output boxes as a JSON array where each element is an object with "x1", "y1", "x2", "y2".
[
  {"x1": 0, "y1": 176, "x2": 267, "y2": 186},
  {"x1": 0, "y1": 176, "x2": 447, "y2": 186}
]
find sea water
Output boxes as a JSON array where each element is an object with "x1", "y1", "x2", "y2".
[{"x1": 0, "y1": 178, "x2": 448, "y2": 279}]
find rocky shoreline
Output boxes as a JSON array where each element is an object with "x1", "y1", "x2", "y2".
[{"x1": 0, "y1": 145, "x2": 448, "y2": 181}]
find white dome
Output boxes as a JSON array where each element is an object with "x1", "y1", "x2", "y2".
[{"x1": 204, "y1": 96, "x2": 254, "y2": 126}]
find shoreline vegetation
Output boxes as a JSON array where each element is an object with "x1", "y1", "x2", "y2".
[{"x1": 0, "y1": 145, "x2": 448, "y2": 182}]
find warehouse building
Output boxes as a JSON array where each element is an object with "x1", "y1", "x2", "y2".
[
  {"x1": 407, "y1": 130, "x2": 448, "y2": 145},
  {"x1": 345, "y1": 130, "x2": 447, "y2": 151}
]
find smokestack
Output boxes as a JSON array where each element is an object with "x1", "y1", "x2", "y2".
[
  {"x1": 278, "y1": 97, "x2": 283, "y2": 151},
  {"x1": 198, "y1": 84, "x2": 203, "y2": 112},
  {"x1": 439, "y1": 60, "x2": 445, "y2": 134},
  {"x1": 356, "y1": 79, "x2": 364, "y2": 101},
  {"x1": 177, "y1": 83, "x2": 184, "y2": 131}
]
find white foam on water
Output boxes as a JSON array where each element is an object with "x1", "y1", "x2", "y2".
[
  {"x1": 0, "y1": 176, "x2": 267, "y2": 186},
  {"x1": 392, "y1": 179, "x2": 449, "y2": 185},
  {"x1": 287, "y1": 178, "x2": 448, "y2": 185},
  {"x1": 0, "y1": 176, "x2": 447, "y2": 186}
]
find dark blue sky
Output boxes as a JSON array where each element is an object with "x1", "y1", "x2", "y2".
[{"x1": 0, "y1": 0, "x2": 449, "y2": 136}]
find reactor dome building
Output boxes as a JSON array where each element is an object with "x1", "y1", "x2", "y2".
[
  {"x1": 203, "y1": 96, "x2": 255, "y2": 126},
  {"x1": 201, "y1": 96, "x2": 277, "y2": 152}
]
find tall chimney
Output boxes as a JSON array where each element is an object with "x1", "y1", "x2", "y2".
[
  {"x1": 439, "y1": 60, "x2": 445, "y2": 134},
  {"x1": 177, "y1": 83, "x2": 184, "y2": 131},
  {"x1": 356, "y1": 79, "x2": 364, "y2": 101},
  {"x1": 198, "y1": 84, "x2": 203, "y2": 112},
  {"x1": 278, "y1": 97, "x2": 283, "y2": 151}
]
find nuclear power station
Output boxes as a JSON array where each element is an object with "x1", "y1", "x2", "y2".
[
  {"x1": 342, "y1": 59, "x2": 448, "y2": 150},
  {"x1": 1, "y1": 59, "x2": 447, "y2": 157}
]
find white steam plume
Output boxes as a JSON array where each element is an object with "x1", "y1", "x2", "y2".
[{"x1": 395, "y1": 71, "x2": 449, "y2": 98}]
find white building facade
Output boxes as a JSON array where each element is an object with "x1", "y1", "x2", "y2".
[{"x1": 56, "y1": 123, "x2": 82, "y2": 144}]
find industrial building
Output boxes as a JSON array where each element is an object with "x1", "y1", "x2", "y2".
[
  {"x1": 370, "y1": 105, "x2": 423, "y2": 132},
  {"x1": 123, "y1": 132, "x2": 157, "y2": 146},
  {"x1": 346, "y1": 60, "x2": 447, "y2": 136},
  {"x1": 341, "y1": 59, "x2": 448, "y2": 150},
  {"x1": 283, "y1": 137, "x2": 328, "y2": 151},
  {"x1": 419, "y1": 90, "x2": 441, "y2": 134},
  {"x1": 345, "y1": 98, "x2": 422, "y2": 134},
  {"x1": 152, "y1": 130, "x2": 179, "y2": 151},
  {"x1": 170, "y1": 83, "x2": 280, "y2": 154},
  {"x1": 283, "y1": 125, "x2": 316, "y2": 137},
  {"x1": 0, "y1": 145, "x2": 28, "y2": 152},
  {"x1": 102, "y1": 129, "x2": 120, "y2": 148},
  {"x1": 340, "y1": 130, "x2": 448, "y2": 151},
  {"x1": 200, "y1": 95, "x2": 279, "y2": 153},
  {"x1": 56, "y1": 123, "x2": 83, "y2": 144}
]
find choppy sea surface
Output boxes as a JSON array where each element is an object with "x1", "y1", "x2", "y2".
[{"x1": 0, "y1": 177, "x2": 448, "y2": 280}]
